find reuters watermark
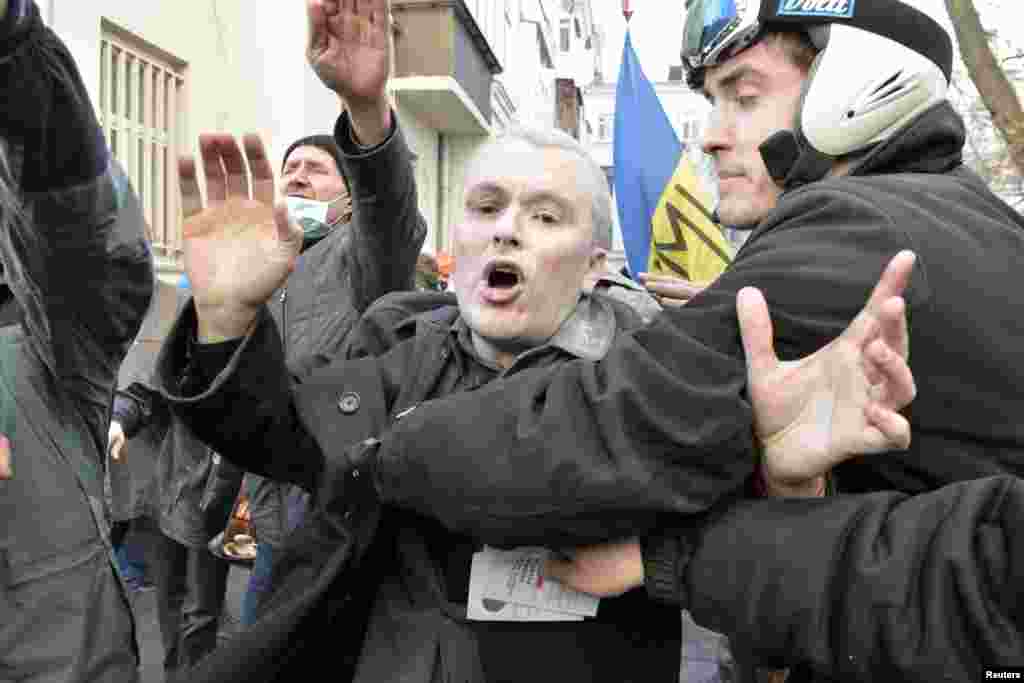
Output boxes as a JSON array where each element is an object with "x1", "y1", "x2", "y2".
[{"x1": 984, "y1": 668, "x2": 1024, "y2": 680}]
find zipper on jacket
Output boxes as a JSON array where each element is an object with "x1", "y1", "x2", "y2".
[{"x1": 280, "y1": 287, "x2": 288, "y2": 360}]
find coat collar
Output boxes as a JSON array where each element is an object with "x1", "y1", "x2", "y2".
[{"x1": 451, "y1": 292, "x2": 617, "y2": 368}]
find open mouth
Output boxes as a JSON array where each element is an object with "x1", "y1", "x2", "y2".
[
  {"x1": 484, "y1": 261, "x2": 523, "y2": 289},
  {"x1": 481, "y1": 260, "x2": 524, "y2": 304}
]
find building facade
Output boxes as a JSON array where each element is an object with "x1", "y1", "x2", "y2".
[{"x1": 47, "y1": 0, "x2": 613, "y2": 275}]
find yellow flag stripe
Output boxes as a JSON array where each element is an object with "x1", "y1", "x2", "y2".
[
  {"x1": 667, "y1": 182, "x2": 732, "y2": 266},
  {"x1": 647, "y1": 156, "x2": 732, "y2": 283}
]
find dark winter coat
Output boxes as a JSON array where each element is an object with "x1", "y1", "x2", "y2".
[{"x1": 157, "y1": 282, "x2": 678, "y2": 682}]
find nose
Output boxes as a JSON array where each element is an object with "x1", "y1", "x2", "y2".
[
  {"x1": 491, "y1": 206, "x2": 522, "y2": 249},
  {"x1": 701, "y1": 107, "x2": 732, "y2": 157},
  {"x1": 284, "y1": 165, "x2": 311, "y2": 193}
]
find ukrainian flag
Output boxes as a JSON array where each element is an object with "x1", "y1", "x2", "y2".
[{"x1": 613, "y1": 32, "x2": 732, "y2": 283}]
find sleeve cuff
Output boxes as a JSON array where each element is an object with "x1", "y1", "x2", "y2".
[
  {"x1": 334, "y1": 108, "x2": 398, "y2": 159},
  {"x1": 641, "y1": 531, "x2": 689, "y2": 607},
  {"x1": 192, "y1": 336, "x2": 244, "y2": 388}
]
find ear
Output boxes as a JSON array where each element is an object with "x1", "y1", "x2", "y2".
[{"x1": 588, "y1": 247, "x2": 608, "y2": 274}]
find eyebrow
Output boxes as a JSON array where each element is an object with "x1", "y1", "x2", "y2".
[
  {"x1": 466, "y1": 184, "x2": 576, "y2": 217},
  {"x1": 520, "y1": 190, "x2": 573, "y2": 212},
  {"x1": 283, "y1": 158, "x2": 328, "y2": 172},
  {"x1": 706, "y1": 64, "x2": 764, "y2": 99}
]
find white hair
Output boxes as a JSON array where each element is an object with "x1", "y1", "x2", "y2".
[{"x1": 479, "y1": 126, "x2": 614, "y2": 251}]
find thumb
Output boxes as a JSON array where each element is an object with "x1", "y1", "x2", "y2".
[
  {"x1": 274, "y1": 201, "x2": 303, "y2": 253},
  {"x1": 543, "y1": 557, "x2": 577, "y2": 589},
  {"x1": 306, "y1": 0, "x2": 328, "y2": 55},
  {"x1": 737, "y1": 287, "x2": 778, "y2": 378}
]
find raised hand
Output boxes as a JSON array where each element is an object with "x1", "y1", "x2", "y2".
[
  {"x1": 179, "y1": 134, "x2": 302, "y2": 343},
  {"x1": 307, "y1": 0, "x2": 392, "y2": 144},
  {"x1": 741, "y1": 250, "x2": 917, "y2": 491}
]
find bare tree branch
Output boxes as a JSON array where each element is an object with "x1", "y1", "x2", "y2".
[{"x1": 945, "y1": 0, "x2": 1024, "y2": 175}]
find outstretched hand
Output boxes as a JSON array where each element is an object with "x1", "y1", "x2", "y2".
[
  {"x1": 741, "y1": 250, "x2": 917, "y2": 491},
  {"x1": 544, "y1": 252, "x2": 920, "y2": 598},
  {"x1": 179, "y1": 134, "x2": 302, "y2": 343}
]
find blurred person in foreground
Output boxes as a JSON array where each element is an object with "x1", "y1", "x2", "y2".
[{"x1": 0, "y1": 0, "x2": 153, "y2": 679}]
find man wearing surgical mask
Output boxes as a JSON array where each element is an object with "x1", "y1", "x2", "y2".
[{"x1": 281, "y1": 135, "x2": 353, "y2": 249}]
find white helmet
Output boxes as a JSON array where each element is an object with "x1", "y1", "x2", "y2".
[{"x1": 682, "y1": 0, "x2": 952, "y2": 182}]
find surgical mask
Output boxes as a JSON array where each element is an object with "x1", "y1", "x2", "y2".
[{"x1": 286, "y1": 194, "x2": 351, "y2": 246}]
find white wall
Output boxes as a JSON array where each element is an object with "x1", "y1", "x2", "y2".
[
  {"x1": 51, "y1": 0, "x2": 355, "y2": 185},
  {"x1": 394, "y1": 102, "x2": 442, "y2": 252},
  {"x1": 440, "y1": 133, "x2": 489, "y2": 252}
]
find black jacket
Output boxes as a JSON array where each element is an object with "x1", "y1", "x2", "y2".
[
  {"x1": 650, "y1": 476, "x2": 1024, "y2": 682},
  {"x1": 0, "y1": 2, "x2": 153, "y2": 680},
  {"x1": 158, "y1": 284, "x2": 673, "y2": 682}
]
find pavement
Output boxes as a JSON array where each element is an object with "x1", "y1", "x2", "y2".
[{"x1": 129, "y1": 560, "x2": 252, "y2": 683}]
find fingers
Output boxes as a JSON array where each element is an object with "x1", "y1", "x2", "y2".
[
  {"x1": 199, "y1": 134, "x2": 228, "y2": 206},
  {"x1": 737, "y1": 287, "x2": 779, "y2": 378},
  {"x1": 307, "y1": 0, "x2": 330, "y2": 54},
  {"x1": 179, "y1": 156, "x2": 203, "y2": 219},
  {"x1": 220, "y1": 137, "x2": 250, "y2": 199},
  {"x1": 110, "y1": 438, "x2": 124, "y2": 462},
  {"x1": 182, "y1": 134, "x2": 274, "y2": 220},
  {"x1": 542, "y1": 557, "x2": 577, "y2": 591},
  {"x1": 274, "y1": 201, "x2": 304, "y2": 257},
  {"x1": 878, "y1": 295, "x2": 909, "y2": 362},
  {"x1": 369, "y1": 0, "x2": 389, "y2": 26},
  {"x1": 244, "y1": 135, "x2": 276, "y2": 205},
  {"x1": 866, "y1": 338, "x2": 916, "y2": 410},
  {"x1": 841, "y1": 251, "x2": 915, "y2": 350},
  {"x1": 642, "y1": 278, "x2": 707, "y2": 301},
  {"x1": 864, "y1": 251, "x2": 916, "y2": 315},
  {"x1": 865, "y1": 403, "x2": 912, "y2": 450}
]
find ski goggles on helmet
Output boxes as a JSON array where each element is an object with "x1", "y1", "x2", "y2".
[
  {"x1": 682, "y1": 0, "x2": 763, "y2": 79},
  {"x1": 681, "y1": 0, "x2": 952, "y2": 88}
]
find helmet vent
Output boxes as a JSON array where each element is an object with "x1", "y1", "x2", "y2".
[
  {"x1": 871, "y1": 70, "x2": 904, "y2": 96},
  {"x1": 849, "y1": 70, "x2": 917, "y2": 119}
]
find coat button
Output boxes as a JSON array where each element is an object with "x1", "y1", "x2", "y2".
[{"x1": 337, "y1": 392, "x2": 360, "y2": 414}]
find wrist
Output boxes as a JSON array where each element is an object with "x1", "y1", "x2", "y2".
[
  {"x1": 760, "y1": 467, "x2": 826, "y2": 498},
  {"x1": 344, "y1": 96, "x2": 391, "y2": 148},
  {"x1": 640, "y1": 532, "x2": 689, "y2": 607},
  {"x1": 195, "y1": 304, "x2": 259, "y2": 344}
]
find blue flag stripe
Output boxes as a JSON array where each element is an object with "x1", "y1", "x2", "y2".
[{"x1": 613, "y1": 32, "x2": 683, "y2": 277}]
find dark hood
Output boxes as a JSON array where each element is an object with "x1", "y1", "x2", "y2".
[{"x1": 850, "y1": 101, "x2": 966, "y2": 178}]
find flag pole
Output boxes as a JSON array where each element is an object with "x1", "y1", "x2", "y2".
[{"x1": 622, "y1": 0, "x2": 633, "y2": 22}]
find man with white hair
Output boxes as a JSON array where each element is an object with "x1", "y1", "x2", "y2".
[{"x1": 162, "y1": 117, "x2": 701, "y2": 681}]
